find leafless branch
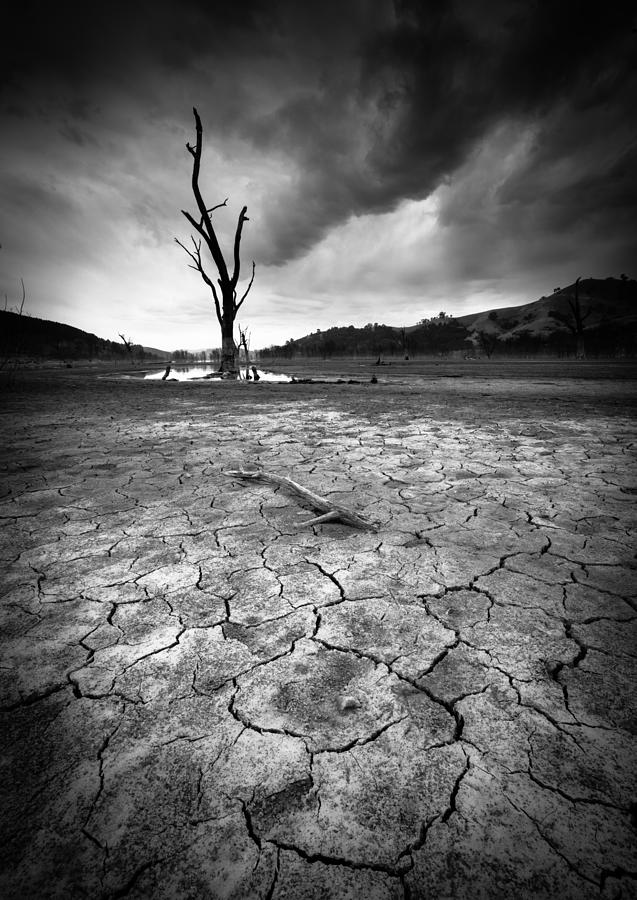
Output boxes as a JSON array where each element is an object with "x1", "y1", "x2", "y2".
[
  {"x1": 235, "y1": 261, "x2": 256, "y2": 314},
  {"x1": 184, "y1": 107, "x2": 230, "y2": 283},
  {"x1": 174, "y1": 236, "x2": 199, "y2": 268},
  {"x1": 175, "y1": 237, "x2": 222, "y2": 323},
  {"x1": 231, "y1": 206, "x2": 249, "y2": 288},
  {"x1": 0, "y1": 279, "x2": 27, "y2": 375},
  {"x1": 206, "y1": 198, "x2": 228, "y2": 218},
  {"x1": 181, "y1": 209, "x2": 211, "y2": 247}
]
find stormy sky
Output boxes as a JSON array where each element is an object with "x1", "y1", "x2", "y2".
[{"x1": 1, "y1": 1, "x2": 635, "y2": 350}]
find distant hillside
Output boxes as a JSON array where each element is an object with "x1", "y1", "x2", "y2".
[
  {"x1": 141, "y1": 344, "x2": 172, "y2": 360},
  {"x1": 0, "y1": 310, "x2": 170, "y2": 362},
  {"x1": 262, "y1": 277, "x2": 637, "y2": 359},
  {"x1": 458, "y1": 277, "x2": 636, "y2": 353}
]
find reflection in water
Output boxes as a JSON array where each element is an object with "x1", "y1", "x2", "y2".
[{"x1": 144, "y1": 364, "x2": 291, "y2": 382}]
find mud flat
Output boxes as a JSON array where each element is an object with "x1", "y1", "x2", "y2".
[{"x1": 1, "y1": 364, "x2": 636, "y2": 899}]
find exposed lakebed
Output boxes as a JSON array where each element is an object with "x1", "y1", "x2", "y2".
[{"x1": 1, "y1": 364, "x2": 636, "y2": 899}]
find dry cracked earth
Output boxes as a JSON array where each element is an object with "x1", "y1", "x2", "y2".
[{"x1": 1, "y1": 366, "x2": 636, "y2": 899}]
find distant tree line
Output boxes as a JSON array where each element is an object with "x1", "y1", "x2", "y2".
[
  {"x1": 262, "y1": 278, "x2": 636, "y2": 360},
  {"x1": 475, "y1": 323, "x2": 635, "y2": 358},
  {"x1": 0, "y1": 310, "x2": 161, "y2": 362},
  {"x1": 261, "y1": 316, "x2": 472, "y2": 359},
  {"x1": 171, "y1": 348, "x2": 225, "y2": 363},
  {"x1": 262, "y1": 316, "x2": 635, "y2": 360}
]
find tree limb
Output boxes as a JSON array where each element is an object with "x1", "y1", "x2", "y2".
[
  {"x1": 225, "y1": 469, "x2": 378, "y2": 532},
  {"x1": 175, "y1": 237, "x2": 222, "y2": 324},
  {"x1": 186, "y1": 107, "x2": 230, "y2": 284},
  {"x1": 235, "y1": 261, "x2": 256, "y2": 314},
  {"x1": 550, "y1": 311, "x2": 577, "y2": 334},
  {"x1": 174, "y1": 236, "x2": 199, "y2": 268},
  {"x1": 205, "y1": 199, "x2": 228, "y2": 223},
  {"x1": 181, "y1": 209, "x2": 212, "y2": 248},
  {"x1": 231, "y1": 206, "x2": 249, "y2": 288}
]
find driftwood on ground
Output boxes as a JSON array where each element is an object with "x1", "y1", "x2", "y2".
[{"x1": 226, "y1": 469, "x2": 378, "y2": 532}]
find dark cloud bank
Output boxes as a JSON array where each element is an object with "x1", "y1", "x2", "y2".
[{"x1": 2, "y1": 0, "x2": 636, "y2": 282}]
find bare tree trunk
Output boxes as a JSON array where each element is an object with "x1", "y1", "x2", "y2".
[
  {"x1": 575, "y1": 334, "x2": 586, "y2": 359},
  {"x1": 569, "y1": 278, "x2": 591, "y2": 360},
  {"x1": 549, "y1": 277, "x2": 591, "y2": 359},
  {"x1": 221, "y1": 324, "x2": 237, "y2": 374}
]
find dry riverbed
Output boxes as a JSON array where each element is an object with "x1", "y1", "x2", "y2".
[{"x1": 1, "y1": 362, "x2": 636, "y2": 899}]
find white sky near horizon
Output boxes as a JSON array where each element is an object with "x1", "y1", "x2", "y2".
[{"x1": 1, "y1": 1, "x2": 635, "y2": 351}]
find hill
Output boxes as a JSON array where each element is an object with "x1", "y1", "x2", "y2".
[
  {"x1": 141, "y1": 345, "x2": 172, "y2": 361},
  {"x1": 261, "y1": 277, "x2": 637, "y2": 359},
  {"x1": 0, "y1": 310, "x2": 171, "y2": 363},
  {"x1": 458, "y1": 277, "x2": 636, "y2": 355}
]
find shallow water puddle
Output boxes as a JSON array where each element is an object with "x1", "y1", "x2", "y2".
[{"x1": 144, "y1": 364, "x2": 292, "y2": 382}]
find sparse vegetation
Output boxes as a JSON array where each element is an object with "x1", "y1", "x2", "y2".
[{"x1": 0, "y1": 279, "x2": 27, "y2": 386}]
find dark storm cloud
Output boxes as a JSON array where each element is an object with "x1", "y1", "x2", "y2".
[
  {"x1": 224, "y1": 0, "x2": 637, "y2": 263},
  {"x1": 1, "y1": 173, "x2": 75, "y2": 221},
  {"x1": 58, "y1": 120, "x2": 98, "y2": 147},
  {"x1": 361, "y1": 2, "x2": 635, "y2": 202},
  {"x1": 1, "y1": 0, "x2": 272, "y2": 87},
  {"x1": 2, "y1": 0, "x2": 636, "y2": 275}
]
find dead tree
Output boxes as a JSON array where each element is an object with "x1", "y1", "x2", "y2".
[
  {"x1": 476, "y1": 330, "x2": 499, "y2": 359},
  {"x1": 550, "y1": 277, "x2": 592, "y2": 359},
  {"x1": 238, "y1": 325, "x2": 251, "y2": 379},
  {"x1": 176, "y1": 107, "x2": 255, "y2": 374},
  {"x1": 399, "y1": 325, "x2": 409, "y2": 359},
  {"x1": 119, "y1": 333, "x2": 133, "y2": 353}
]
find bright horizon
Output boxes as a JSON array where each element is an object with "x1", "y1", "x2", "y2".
[{"x1": 1, "y1": 2, "x2": 635, "y2": 352}]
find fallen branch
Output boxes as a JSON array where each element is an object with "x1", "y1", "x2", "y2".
[{"x1": 225, "y1": 469, "x2": 378, "y2": 532}]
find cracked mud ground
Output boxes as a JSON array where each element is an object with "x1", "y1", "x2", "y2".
[{"x1": 1, "y1": 366, "x2": 636, "y2": 899}]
